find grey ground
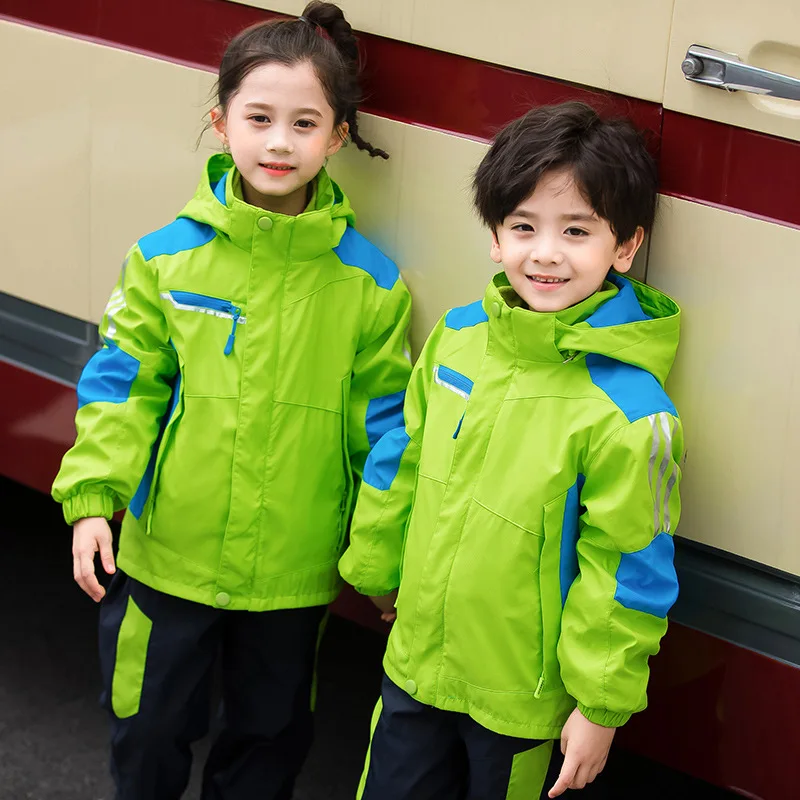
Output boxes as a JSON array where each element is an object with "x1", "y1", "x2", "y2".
[{"x1": 0, "y1": 477, "x2": 734, "y2": 800}]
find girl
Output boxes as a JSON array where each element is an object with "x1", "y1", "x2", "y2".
[{"x1": 52, "y1": 4, "x2": 411, "y2": 799}]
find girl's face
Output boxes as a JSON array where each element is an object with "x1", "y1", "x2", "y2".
[{"x1": 212, "y1": 61, "x2": 347, "y2": 216}]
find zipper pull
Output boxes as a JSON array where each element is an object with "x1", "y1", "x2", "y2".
[
  {"x1": 534, "y1": 675, "x2": 545, "y2": 699},
  {"x1": 224, "y1": 307, "x2": 241, "y2": 356},
  {"x1": 453, "y1": 411, "x2": 465, "y2": 439}
]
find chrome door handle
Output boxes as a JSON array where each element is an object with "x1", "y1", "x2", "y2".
[{"x1": 681, "y1": 45, "x2": 800, "y2": 101}]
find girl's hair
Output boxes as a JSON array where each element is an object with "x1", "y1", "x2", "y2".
[{"x1": 214, "y1": 1, "x2": 387, "y2": 159}]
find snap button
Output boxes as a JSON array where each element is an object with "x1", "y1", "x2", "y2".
[
  {"x1": 215, "y1": 591, "x2": 231, "y2": 607},
  {"x1": 404, "y1": 679, "x2": 418, "y2": 696},
  {"x1": 491, "y1": 301, "x2": 502, "y2": 318},
  {"x1": 257, "y1": 217, "x2": 273, "y2": 231}
]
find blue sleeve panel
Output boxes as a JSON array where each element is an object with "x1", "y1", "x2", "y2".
[
  {"x1": 363, "y1": 428, "x2": 411, "y2": 491},
  {"x1": 365, "y1": 391, "x2": 406, "y2": 449},
  {"x1": 614, "y1": 532, "x2": 679, "y2": 619},
  {"x1": 76, "y1": 340, "x2": 141, "y2": 410}
]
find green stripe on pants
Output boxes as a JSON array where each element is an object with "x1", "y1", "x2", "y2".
[{"x1": 111, "y1": 595, "x2": 153, "y2": 719}]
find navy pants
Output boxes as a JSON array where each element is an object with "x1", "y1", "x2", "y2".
[
  {"x1": 359, "y1": 674, "x2": 562, "y2": 800},
  {"x1": 98, "y1": 570, "x2": 327, "y2": 800}
]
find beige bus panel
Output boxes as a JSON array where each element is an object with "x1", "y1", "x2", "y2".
[
  {"x1": 648, "y1": 197, "x2": 800, "y2": 577},
  {"x1": 0, "y1": 22, "x2": 92, "y2": 320},
  {"x1": 229, "y1": 0, "x2": 675, "y2": 102},
  {"x1": 90, "y1": 49, "x2": 215, "y2": 322},
  {"x1": 665, "y1": 0, "x2": 800, "y2": 141}
]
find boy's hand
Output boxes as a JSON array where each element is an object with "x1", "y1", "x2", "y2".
[
  {"x1": 549, "y1": 707, "x2": 615, "y2": 797},
  {"x1": 369, "y1": 590, "x2": 398, "y2": 623},
  {"x1": 73, "y1": 517, "x2": 116, "y2": 602}
]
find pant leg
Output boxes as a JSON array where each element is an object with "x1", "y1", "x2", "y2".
[
  {"x1": 359, "y1": 674, "x2": 467, "y2": 800},
  {"x1": 98, "y1": 570, "x2": 222, "y2": 800},
  {"x1": 459, "y1": 713, "x2": 554, "y2": 800},
  {"x1": 200, "y1": 604, "x2": 328, "y2": 800}
]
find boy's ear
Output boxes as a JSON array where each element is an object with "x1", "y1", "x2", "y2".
[
  {"x1": 210, "y1": 107, "x2": 228, "y2": 147},
  {"x1": 611, "y1": 226, "x2": 645, "y2": 274},
  {"x1": 489, "y1": 229, "x2": 503, "y2": 264}
]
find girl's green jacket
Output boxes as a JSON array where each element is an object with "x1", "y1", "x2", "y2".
[
  {"x1": 53, "y1": 154, "x2": 412, "y2": 611},
  {"x1": 340, "y1": 273, "x2": 683, "y2": 739}
]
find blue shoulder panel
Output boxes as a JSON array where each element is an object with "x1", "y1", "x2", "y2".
[
  {"x1": 363, "y1": 428, "x2": 410, "y2": 491},
  {"x1": 445, "y1": 300, "x2": 489, "y2": 331},
  {"x1": 138, "y1": 218, "x2": 216, "y2": 262},
  {"x1": 334, "y1": 226, "x2": 399, "y2": 291},
  {"x1": 77, "y1": 339, "x2": 141, "y2": 410},
  {"x1": 585, "y1": 354, "x2": 677, "y2": 423},
  {"x1": 614, "y1": 532, "x2": 678, "y2": 619},
  {"x1": 585, "y1": 275, "x2": 651, "y2": 328},
  {"x1": 365, "y1": 391, "x2": 406, "y2": 449},
  {"x1": 559, "y1": 475, "x2": 586, "y2": 606}
]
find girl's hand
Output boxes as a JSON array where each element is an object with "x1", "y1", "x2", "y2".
[
  {"x1": 549, "y1": 707, "x2": 615, "y2": 797},
  {"x1": 72, "y1": 517, "x2": 116, "y2": 602},
  {"x1": 369, "y1": 590, "x2": 398, "y2": 623}
]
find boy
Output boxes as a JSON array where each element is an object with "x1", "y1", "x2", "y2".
[{"x1": 339, "y1": 102, "x2": 683, "y2": 799}]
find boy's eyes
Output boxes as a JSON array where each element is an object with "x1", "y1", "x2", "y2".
[{"x1": 509, "y1": 224, "x2": 590, "y2": 237}]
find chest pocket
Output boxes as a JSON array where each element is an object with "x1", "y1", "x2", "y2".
[
  {"x1": 161, "y1": 290, "x2": 246, "y2": 397},
  {"x1": 418, "y1": 364, "x2": 474, "y2": 481}
]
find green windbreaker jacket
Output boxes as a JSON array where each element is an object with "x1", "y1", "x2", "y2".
[
  {"x1": 340, "y1": 272, "x2": 682, "y2": 739},
  {"x1": 53, "y1": 154, "x2": 412, "y2": 611}
]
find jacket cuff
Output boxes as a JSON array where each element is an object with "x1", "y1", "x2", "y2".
[
  {"x1": 61, "y1": 491, "x2": 116, "y2": 525},
  {"x1": 338, "y1": 550, "x2": 399, "y2": 596},
  {"x1": 577, "y1": 704, "x2": 631, "y2": 728}
]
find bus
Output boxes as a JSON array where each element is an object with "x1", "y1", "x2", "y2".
[{"x1": 1, "y1": 1, "x2": 798, "y2": 797}]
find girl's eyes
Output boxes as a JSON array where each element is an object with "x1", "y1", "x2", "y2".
[{"x1": 247, "y1": 116, "x2": 317, "y2": 129}]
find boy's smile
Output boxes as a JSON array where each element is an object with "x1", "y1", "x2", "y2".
[{"x1": 490, "y1": 168, "x2": 643, "y2": 313}]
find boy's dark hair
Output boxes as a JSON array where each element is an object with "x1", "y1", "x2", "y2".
[
  {"x1": 473, "y1": 102, "x2": 657, "y2": 243},
  {"x1": 215, "y1": 1, "x2": 387, "y2": 158}
]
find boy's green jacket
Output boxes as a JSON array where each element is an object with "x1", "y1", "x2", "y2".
[
  {"x1": 339, "y1": 272, "x2": 683, "y2": 739},
  {"x1": 53, "y1": 154, "x2": 412, "y2": 611}
]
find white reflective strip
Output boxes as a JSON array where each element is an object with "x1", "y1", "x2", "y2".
[
  {"x1": 433, "y1": 365, "x2": 469, "y2": 400},
  {"x1": 662, "y1": 417, "x2": 678, "y2": 533},
  {"x1": 402, "y1": 346, "x2": 412, "y2": 364},
  {"x1": 647, "y1": 414, "x2": 661, "y2": 535},
  {"x1": 160, "y1": 292, "x2": 247, "y2": 323}
]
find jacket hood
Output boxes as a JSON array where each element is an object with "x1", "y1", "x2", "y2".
[
  {"x1": 177, "y1": 153, "x2": 356, "y2": 256},
  {"x1": 488, "y1": 272, "x2": 681, "y2": 387}
]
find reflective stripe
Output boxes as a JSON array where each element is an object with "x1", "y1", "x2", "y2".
[
  {"x1": 160, "y1": 291, "x2": 247, "y2": 323},
  {"x1": 433, "y1": 364, "x2": 473, "y2": 400},
  {"x1": 648, "y1": 412, "x2": 676, "y2": 535},
  {"x1": 663, "y1": 462, "x2": 678, "y2": 533},
  {"x1": 648, "y1": 414, "x2": 661, "y2": 535}
]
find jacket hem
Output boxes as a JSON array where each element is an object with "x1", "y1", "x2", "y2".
[{"x1": 118, "y1": 554, "x2": 343, "y2": 611}]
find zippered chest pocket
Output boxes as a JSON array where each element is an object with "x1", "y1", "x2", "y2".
[
  {"x1": 418, "y1": 363, "x2": 474, "y2": 480},
  {"x1": 161, "y1": 290, "x2": 247, "y2": 397},
  {"x1": 162, "y1": 291, "x2": 246, "y2": 355}
]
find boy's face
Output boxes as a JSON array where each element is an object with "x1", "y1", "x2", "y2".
[{"x1": 490, "y1": 168, "x2": 644, "y2": 313}]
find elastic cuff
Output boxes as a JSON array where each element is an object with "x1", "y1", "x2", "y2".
[
  {"x1": 61, "y1": 492, "x2": 116, "y2": 525},
  {"x1": 577, "y1": 704, "x2": 631, "y2": 728}
]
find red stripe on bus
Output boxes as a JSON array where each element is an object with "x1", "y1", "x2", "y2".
[{"x1": 3, "y1": 1, "x2": 799, "y2": 228}]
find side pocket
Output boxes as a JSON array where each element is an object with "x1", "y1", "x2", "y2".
[
  {"x1": 145, "y1": 372, "x2": 184, "y2": 534},
  {"x1": 338, "y1": 375, "x2": 355, "y2": 550},
  {"x1": 538, "y1": 490, "x2": 574, "y2": 696},
  {"x1": 111, "y1": 595, "x2": 153, "y2": 719}
]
